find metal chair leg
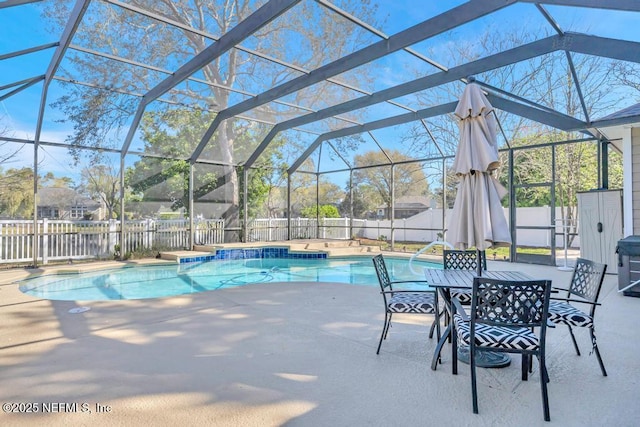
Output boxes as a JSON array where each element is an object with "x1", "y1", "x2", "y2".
[
  {"x1": 428, "y1": 314, "x2": 440, "y2": 339},
  {"x1": 521, "y1": 354, "x2": 529, "y2": 381},
  {"x1": 590, "y1": 328, "x2": 608, "y2": 376},
  {"x1": 452, "y1": 324, "x2": 458, "y2": 375},
  {"x1": 383, "y1": 313, "x2": 393, "y2": 339},
  {"x1": 376, "y1": 312, "x2": 390, "y2": 354},
  {"x1": 540, "y1": 355, "x2": 551, "y2": 422},
  {"x1": 567, "y1": 325, "x2": 581, "y2": 356},
  {"x1": 470, "y1": 345, "x2": 479, "y2": 414}
]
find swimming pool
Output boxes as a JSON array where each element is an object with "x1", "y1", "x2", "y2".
[{"x1": 19, "y1": 254, "x2": 440, "y2": 301}]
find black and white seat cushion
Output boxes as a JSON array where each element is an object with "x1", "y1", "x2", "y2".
[
  {"x1": 450, "y1": 289, "x2": 473, "y2": 304},
  {"x1": 453, "y1": 313, "x2": 540, "y2": 351},
  {"x1": 388, "y1": 292, "x2": 436, "y2": 313},
  {"x1": 548, "y1": 301, "x2": 593, "y2": 328}
]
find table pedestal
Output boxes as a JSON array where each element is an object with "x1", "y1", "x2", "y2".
[{"x1": 457, "y1": 346, "x2": 511, "y2": 368}]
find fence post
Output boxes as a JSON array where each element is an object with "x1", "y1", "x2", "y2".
[
  {"x1": 403, "y1": 218, "x2": 407, "y2": 242},
  {"x1": 345, "y1": 217, "x2": 349, "y2": 240},
  {"x1": 194, "y1": 218, "x2": 200, "y2": 246},
  {"x1": 145, "y1": 219, "x2": 152, "y2": 249},
  {"x1": 42, "y1": 218, "x2": 49, "y2": 265},
  {"x1": 108, "y1": 219, "x2": 117, "y2": 256}
]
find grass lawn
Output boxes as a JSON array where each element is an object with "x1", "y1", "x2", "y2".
[{"x1": 357, "y1": 238, "x2": 553, "y2": 261}]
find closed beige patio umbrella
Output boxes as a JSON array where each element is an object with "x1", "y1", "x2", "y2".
[{"x1": 447, "y1": 81, "x2": 511, "y2": 274}]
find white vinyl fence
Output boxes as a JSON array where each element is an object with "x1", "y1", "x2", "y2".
[
  {"x1": 247, "y1": 207, "x2": 580, "y2": 249},
  {"x1": 0, "y1": 218, "x2": 224, "y2": 264}
]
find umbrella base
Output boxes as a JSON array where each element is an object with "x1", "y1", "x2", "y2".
[{"x1": 457, "y1": 346, "x2": 511, "y2": 368}]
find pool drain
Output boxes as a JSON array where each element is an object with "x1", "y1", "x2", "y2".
[{"x1": 68, "y1": 307, "x2": 91, "y2": 314}]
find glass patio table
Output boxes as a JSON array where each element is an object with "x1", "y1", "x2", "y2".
[{"x1": 424, "y1": 268, "x2": 533, "y2": 371}]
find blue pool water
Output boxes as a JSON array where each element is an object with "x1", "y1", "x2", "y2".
[{"x1": 18, "y1": 255, "x2": 440, "y2": 301}]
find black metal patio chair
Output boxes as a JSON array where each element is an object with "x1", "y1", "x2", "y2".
[
  {"x1": 548, "y1": 258, "x2": 608, "y2": 376},
  {"x1": 445, "y1": 249, "x2": 486, "y2": 302},
  {"x1": 372, "y1": 254, "x2": 440, "y2": 354},
  {"x1": 429, "y1": 249, "x2": 486, "y2": 339},
  {"x1": 451, "y1": 277, "x2": 553, "y2": 422}
]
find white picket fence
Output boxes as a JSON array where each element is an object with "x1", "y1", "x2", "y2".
[
  {"x1": 0, "y1": 218, "x2": 224, "y2": 264},
  {"x1": 247, "y1": 217, "x2": 352, "y2": 241},
  {"x1": 0, "y1": 208, "x2": 577, "y2": 265}
]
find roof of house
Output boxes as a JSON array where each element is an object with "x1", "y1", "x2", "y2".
[
  {"x1": 377, "y1": 196, "x2": 431, "y2": 210},
  {"x1": 38, "y1": 187, "x2": 99, "y2": 208},
  {"x1": 599, "y1": 102, "x2": 640, "y2": 121}
]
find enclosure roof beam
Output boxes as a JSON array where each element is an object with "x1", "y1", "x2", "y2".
[
  {"x1": 535, "y1": 4, "x2": 564, "y2": 35},
  {"x1": 314, "y1": 0, "x2": 448, "y2": 72},
  {"x1": 322, "y1": 103, "x2": 457, "y2": 141},
  {"x1": 367, "y1": 131, "x2": 393, "y2": 164},
  {"x1": 191, "y1": 0, "x2": 517, "y2": 162},
  {"x1": 119, "y1": 0, "x2": 301, "y2": 155},
  {"x1": 565, "y1": 52, "x2": 590, "y2": 122},
  {"x1": 0, "y1": 75, "x2": 44, "y2": 92},
  {"x1": 52, "y1": 76, "x2": 321, "y2": 135},
  {"x1": 0, "y1": 0, "x2": 42, "y2": 9},
  {"x1": 104, "y1": 0, "x2": 399, "y2": 113},
  {"x1": 564, "y1": 32, "x2": 640, "y2": 64},
  {"x1": 474, "y1": 79, "x2": 562, "y2": 117},
  {"x1": 421, "y1": 120, "x2": 445, "y2": 158},
  {"x1": 247, "y1": 32, "x2": 640, "y2": 169},
  {"x1": 34, "y1": 0, "x2": 90, "y2": 147},
  {"x1": 326, "y1": 140, "x2": 352, "y2": 169},
  {"x1": 245, "y1": 34, "x2": 565, "y2": 169},
  {"x1": 68, "y1": 44, "x2": 360, "y2": 126},
  {"x1": 0, "y1": 42, "x2": 59, "y2": 60},
  {"x1": 520, "y1": 0, "x2": 640, "y2": 12},
  {"x1": 288, "y1": 102, "x2": 457, "y2": 174},
  {"x1": 487, "y1": 95, "x2": 587, "y2": 130},
  {"x1": 0, "y1": 75, "x2": 44, "y2": 102}
]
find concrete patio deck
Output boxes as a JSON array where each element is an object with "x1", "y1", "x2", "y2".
[{"x1": 0, "y1": 257, "x2": 639, "y2": 426}]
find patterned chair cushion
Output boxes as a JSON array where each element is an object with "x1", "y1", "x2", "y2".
[
  {"x1": 388, "y1": 292, "x2": 436, "y2": 313},
  {"x1": 450, "y1": 289, "x2": 472, "y2": 304},
  {"x1": 453, "y1": 313, "x2": 540, "y2": 351},
  {"x1": 548, "y1": 301, "x2": 593, "y2": 328}
]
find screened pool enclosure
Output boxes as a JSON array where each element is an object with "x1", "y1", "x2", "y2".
[{"x1": 1, "y1": 0, "x2": 639, "y2": 266}]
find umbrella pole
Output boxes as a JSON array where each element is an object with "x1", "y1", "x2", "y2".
[{"x1": 477, "y1": 248, "x2": 483, "y2": 276}]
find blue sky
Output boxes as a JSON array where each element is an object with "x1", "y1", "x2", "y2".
[{"x1": 1, "y1": 1, "x2": 639, "y2": 184}]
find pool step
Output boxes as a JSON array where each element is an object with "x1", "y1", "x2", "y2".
[
  {"x1": 160, "y1": 250, "x2": 212, "y2": 261},
  {"x1": 322, "y1": 246, "x2": 381, "y2": 256},
  {"x1": 303, "y1": 240, "x2": 361, "y2": 250},
  {"x1": 179, "y1": 240, "x2": 380, "y2": 261}
]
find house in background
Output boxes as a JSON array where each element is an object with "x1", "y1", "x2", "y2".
[
  {"x1": 376, "y1": 196, "x2": 432, "y2": 220},
  {"x1": 37, "y1": 187, "x2": 104, "y2": 220}
]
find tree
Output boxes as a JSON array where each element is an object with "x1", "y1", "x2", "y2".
[
  {"x1": 42, "y1": 0, "x2": 382, "y2": 238},
  {"x1": 0, "y1": 113, "x2": 27, "y2": 166},
  {"x1": 339, "y1": 182, "x2": 381, "y2": 218},
  {"x1": 79, "y1": 161, "x2": 121, "y2": 220},
  {"x1": 125, "y1": 110, "x2": 206, "y2": 216},
  {"x1": 352, "y1": 150, "x2": 429, "y2": 219},
  {"x1": 290, "y1": 177, "x2": 344, "y2": 217},
  {"x1": 41, "y1": 172, "x2": 74, "y2": 188},
  {"x1": 301, "y1": 204, "x2": 339, "y2": 219},
  {"x1": 0, "y1": 167, "x2": 34, "y2": 218}
]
